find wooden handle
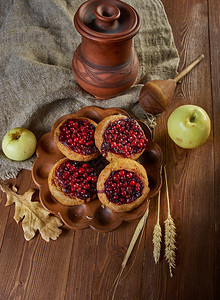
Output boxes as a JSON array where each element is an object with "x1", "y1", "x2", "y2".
[{"x1": 174, "y1": 54, "x2": 205, "y2": 82}]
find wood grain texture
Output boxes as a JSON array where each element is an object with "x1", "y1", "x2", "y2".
[
  {"x1": 0, "y1": 0, "x2": 219, "y2": 299},
  {"x1": 154, "y1": 1, "x2": 215, "y2": 300},
  {"x1": 208, "y1": 0, "x2": 220, "y2": 298}
]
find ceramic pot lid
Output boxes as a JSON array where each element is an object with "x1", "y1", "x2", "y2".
[{"x1": 74, "y1": 0, "x2": 141, "y2": 42}]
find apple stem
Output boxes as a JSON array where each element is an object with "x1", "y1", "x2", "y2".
[
  {"x1": 12, "y1": 132, "x2": 21, "y2": 140},
  {"x1": 190, "y1": 114, "x2": 197, "y2": 123}
]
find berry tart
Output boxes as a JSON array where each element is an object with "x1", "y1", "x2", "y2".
[
  {"x1": 97, "y1": 158, "x2": 150, "y2": 212},
  {"x1": 94, "y1": 115, "x2": 148, "y2": 162},
  {"x1": 54, "y1": 117, "x2": 99, "y2": 161},
  {"x1": 48, "y1": 158, "x2": 98, "y2": 206}
]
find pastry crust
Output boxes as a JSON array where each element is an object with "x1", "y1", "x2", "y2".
[
  {"x1": 94, "y1": 115, "x2": 146, "y2": 162},
  {"x1": 48, "y1": 158, "x2": 93, "y2": 206},
  {"x1": 54, "y1": 117, "x2": 99, "y2": 161},
  {"x1": 97, "y1": 158, "x2": 150, "y2": 212}
]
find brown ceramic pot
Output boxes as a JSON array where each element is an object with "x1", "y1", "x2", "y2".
[{"x1": 72, "y1": 0, "x2": 141, "y2": 99}]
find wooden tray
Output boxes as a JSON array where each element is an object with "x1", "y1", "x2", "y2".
[{"x1": 32, "y1": 106, "x2": 162, "y2": 232}]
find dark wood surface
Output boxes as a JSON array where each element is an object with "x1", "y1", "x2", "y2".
[{"x1": 0, "y1": 0, "x2": 219, "y2": 299}]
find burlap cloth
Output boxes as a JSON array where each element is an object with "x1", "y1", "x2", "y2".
[{"x1": 0, "y1": 0, "x2": 179, "y2": 180}]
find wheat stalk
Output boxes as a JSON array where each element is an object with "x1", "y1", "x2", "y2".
[
  {"x1": 152, "y1": 167, "x2": 162, "y2": 263},
  {"x1": 164, "y1": 165, "x2": 176, "y2": 277},
  {"x1": 109, "y1": 201, "x2": 150, "y2": 300}
]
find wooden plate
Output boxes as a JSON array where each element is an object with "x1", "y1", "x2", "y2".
[{"x1": 32, "y1": 106, "x2": 162, "y2": 232}]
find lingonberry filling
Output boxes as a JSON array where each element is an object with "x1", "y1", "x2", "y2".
[
  {"x1": 104, "y1": 169, "x2": 144, "y2": 205},
  {"x1": 58, "y1": 119, "x2": 98, "y2": 155},
  {"x1": 55, "y1": 160, "x2": 98, "y2": 200},
  {"x1": 101, "y1": 118, "x2": 148, "y2": 157}
]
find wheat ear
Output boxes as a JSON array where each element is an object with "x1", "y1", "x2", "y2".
[
  {"x1": 164, "y1": 165, "x2": 176, "y2": 277},
  {"x1": 152, "y1": 167, "x2": 162, "y2": 263}
]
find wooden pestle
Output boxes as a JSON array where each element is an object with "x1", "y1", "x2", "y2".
[{"x1": 139, "y1": 54, "x2": 205, "y2": 115}]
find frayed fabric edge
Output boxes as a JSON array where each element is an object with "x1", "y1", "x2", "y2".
[{"x1": 1, "y1": 167, "x2": 23, "y2": 180}]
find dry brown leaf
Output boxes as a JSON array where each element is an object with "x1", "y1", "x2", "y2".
[{"x1": 0, "y1": 183, "x2": 63, "y2": 242}]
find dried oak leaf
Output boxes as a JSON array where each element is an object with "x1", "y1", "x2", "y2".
[{"x1": 0, "y1": 183, "x2": 63, "y2": 242}]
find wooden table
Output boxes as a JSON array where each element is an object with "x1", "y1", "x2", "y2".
[{"x1": 0, "y1": 0, "x2": 219, "y2": 299}]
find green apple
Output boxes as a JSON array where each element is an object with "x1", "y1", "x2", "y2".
[
  {"x1": 167, "y1": 105, "x2": 211, "y2": 149},
  {"x1": 2, "y1": 127, "x2": 37, "y2": 161}
]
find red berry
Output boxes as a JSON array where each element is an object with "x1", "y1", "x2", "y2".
[
  {"x1": 121, "y1": 190, "x2": 127, "y2": 197},
  {"x1": 126, "y1": 172, "x2": 133, "y2": 178},
  {"x1": 111, "y1": 142, "x2": 117, "y2": 148},
  {"x1": 119, "y1": 170, "x2": 125, "y2": 176},
  {"x1": 84, "y1": 183, "x2": 90, "y2": 190},
  {"x1": 113, "y1": 174, "x2": 120, "y2": 181},
  {"x1": 78, "y1": 167, "x2": 85, "y2": 174},
  {"x1": 91, "y1": 176, "x2": 97, "y2": 183}
]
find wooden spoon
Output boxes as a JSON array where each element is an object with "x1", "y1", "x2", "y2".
[{"x1": 139, "y1": 54, "x2": 205, "y2": 115}]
